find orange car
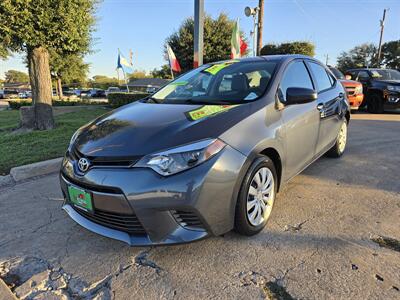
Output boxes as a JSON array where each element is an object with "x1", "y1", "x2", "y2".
[{"x1": 329, "y1": 66, "x2": 364, "y2": 110}]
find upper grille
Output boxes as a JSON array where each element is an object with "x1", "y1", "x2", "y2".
[
  {"x1": 68, "y1": 146, "x2": 139, "y2": 168},
  {"x1": 172, "y1": 210, "x2": 205, "y2": 230},
  {"x1": 72, "y1": 205, "x2": 146, "y2": 235}
]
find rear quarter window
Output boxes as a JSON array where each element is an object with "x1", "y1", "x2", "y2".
[{"x1": 308, "y1": 62, "x2": 333, "y2": 92}]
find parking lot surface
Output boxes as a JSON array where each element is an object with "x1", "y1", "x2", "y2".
[{"x1": 0, "y1": 113, "x2": 399, "y2": 300}]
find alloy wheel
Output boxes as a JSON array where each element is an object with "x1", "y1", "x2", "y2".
[
  {"x1": 246, "y1": 167, "x2": 275, "y2": 226},
  {"x1": 338, "y1": 121, "x2": 347, "y2": 153}
]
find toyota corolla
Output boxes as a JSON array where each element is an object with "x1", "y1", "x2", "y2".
[{"x1": 60, "y1": 55, "x2": 350, "y2": 246}]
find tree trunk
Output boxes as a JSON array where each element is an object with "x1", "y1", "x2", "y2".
[
  {"x1": 27, "y1": 47, "x2": 55, "y2": 130},
  {"x1": 57, "y1": 77, "x2": 63, "y2": 99}
]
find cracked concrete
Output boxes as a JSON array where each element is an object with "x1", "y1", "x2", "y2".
[{"x1": 0, "y1": 113, "x2": 399, "y2": 299}]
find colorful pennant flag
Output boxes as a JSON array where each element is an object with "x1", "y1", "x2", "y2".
[
  {"x1": 166, "y1": 44, "x2": 181, "y2": 73},
  {"x1": 231, "y1": 19, "x2": 248, "y2": 59},
  {"x1": 117, "y1": 50, "x2": 133, "y2": 74}
]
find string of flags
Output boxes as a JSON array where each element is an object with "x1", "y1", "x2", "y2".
[{"x1": 117, "y1": 19, "x2": 247, "y2": 81}]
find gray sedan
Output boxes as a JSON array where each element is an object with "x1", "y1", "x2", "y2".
[{"x1": 60, "y1": 55, "x2": 350, "y2": 246}]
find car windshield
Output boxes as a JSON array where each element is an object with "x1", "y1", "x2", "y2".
[
  {"x1": 329, "y1": 67, "x2": 345, "y2": 80},
  {"x1": 370, "y1": 69, "x2": 400, "y2": 80},
  {"x1": 150, "y1": 61, "x2": 277, "y2": 104}
]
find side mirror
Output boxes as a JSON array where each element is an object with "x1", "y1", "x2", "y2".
[
  {"x1": 285, "y1": 87, "x2": 317, "y2": 105},
  {"x1": 345, "y1": 74, "x2": 352, "y2": 80}
]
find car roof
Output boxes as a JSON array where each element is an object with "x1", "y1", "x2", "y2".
[{"x1": 346, "y1": 68, "x2": 397, "y2": 72}]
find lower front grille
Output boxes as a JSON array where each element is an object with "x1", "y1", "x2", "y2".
[
  {"x1": 172, "y1": 210, "x2": 205, "y2": 230},
  {"x1": 72, "y1": 206, "x2": 146, "y2": 235}
]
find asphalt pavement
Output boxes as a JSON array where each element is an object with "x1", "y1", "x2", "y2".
[{"x1": 0, "y1": 113, "x2": 399, "y2": 300}]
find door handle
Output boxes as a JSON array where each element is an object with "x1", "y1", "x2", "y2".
[{"x1": 317, "y1": 103, "x2": 324, "y2": 110}]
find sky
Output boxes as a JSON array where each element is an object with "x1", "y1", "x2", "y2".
[{"x1": 1, "y1": 0, "x2": 400, "y2": 79}]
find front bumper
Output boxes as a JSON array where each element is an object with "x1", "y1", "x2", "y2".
[
  {"x1": 60, "y1": 145, "x2": 247, "y2": 246},
  {"x1": 384, "y1": 91, "x2": 400, "y2": 109}
]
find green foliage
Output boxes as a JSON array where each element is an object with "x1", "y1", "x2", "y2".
[
  {"x1": 107, "y1": 92, "x2": 149, "y2": 108},
  {"x1": 7, "y1": 99, "x2": 105, "y2": 110},
  {"x1": 151, "y1": 65, "x2": 172, "y2": 79},
  {"x1": 128, "y1": 70, "x2": 148, "y2": 80},
  {"x1": 4, "y1": 70, "x2": 29, "y2": 83},
  {"x1": 89, "y1": 75, "x2": 120, "y2": 89},
  {"x1": 0, "y1": 0, "x2": 97, "y2": 56},
  {"x1": 260, "y1": 41, "x2": 315, "y2": 57},
  {"x1": 165, "y1": 14, "x2": 247, "y2": 72},
  {"x1": 381, "y1": 40, "x2": 400, "y2": 69},
  {"x1": 336, "y1": 43, "x2": 378, "y2": 71},
  {"x1": 0, "y1": 107, "x2": 109, "y2": 175},
  {"x1": 50, "y1": 51, "x2": 89, "y2": 85}
]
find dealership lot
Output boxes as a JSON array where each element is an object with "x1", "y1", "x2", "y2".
[{"x1": 0, "y1": 113, "x2": 399, "y2": 300}]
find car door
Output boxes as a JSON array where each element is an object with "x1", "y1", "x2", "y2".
[
  {"x1": 356, "y1": 70, "x2": 371, "y2": 93},
  {"x1": 278, "y1": 59, "x2": 320, "y2": 179},
  {"x1": 306, "y1": 61, "x2": 344, "y2": 156}
]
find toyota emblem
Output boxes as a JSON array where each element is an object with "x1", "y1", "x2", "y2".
[{"x1": 78, "y1": 158, "x2": 90, "y2": 173}]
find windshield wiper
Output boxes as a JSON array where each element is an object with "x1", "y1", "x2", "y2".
[{"x1": 146, "y1": 96, "x2": 161, "y2": 103}]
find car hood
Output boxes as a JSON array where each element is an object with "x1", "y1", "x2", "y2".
[{"x1": 74, "y1": 101, "x2": 251, "y2": 158}]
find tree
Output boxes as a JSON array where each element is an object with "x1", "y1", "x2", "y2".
[
  {"x1": 151, "y1": 65, "x2": 172, "y2": 79},
  {"x1": 381, "y1": 40, "x2": 400, "y2": 69},
  {"x1": 165, "y1": 14, "x2": 247, "y2": 73},
  {"x1": 260, "y1": 41, "x2": 315, "y2": 57},
  {"x1": 128, "y1": 70, "x2": 148, "y2": 80},
  {"x1": 336, "y1": 43, "x2": 378, "y2": 72},
  {"x1": 0, "y1": 0, "x2": 97, "y2": 130},
  {"x1": 4, "y1": 70, "x2": 29, "y2": 83},
  {"x1": 89, "y1": 75, "x2": 119, "y2": 90},
  {"x1": 49, "y1": 51, "x2": 89, "y2": 98}
]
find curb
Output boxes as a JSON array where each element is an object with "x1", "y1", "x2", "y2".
[
  {"x1": 0, "y1": 157, "x2": 62, "y2": 188},
  {"x1": 0, "y1": 278, "x2": 18, "y2": 300}
]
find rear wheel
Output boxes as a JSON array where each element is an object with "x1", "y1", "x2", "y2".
[
  {"x1": 367, "y1": 93, "x2": 384, "y2": 113},
  {"x1": 235, "y1": 157, "x2": 277, "y2": 236},
  {"x1": 326, "y1": 120, "x2": 347, "y2": 158}
]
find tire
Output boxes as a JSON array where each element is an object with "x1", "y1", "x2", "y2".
[
  {"x1": 234, "y1": 156, "x2": 277, "y2": 236},
  {"x1": 367, "y1": 93, "x2": 384, "y2": 114},
  {"x1": 326, "y1": 119, "x2": 348, "y2": 158}
]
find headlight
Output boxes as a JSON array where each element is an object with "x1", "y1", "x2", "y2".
[
  {"x1": 135, "y1": 139, "x2": 226, "y2": 176},
  {"x1": 387, "y1": 85, "x2": 400, "y2": 92},
  {"x1": 354, "y1": 85, "x2": 363, "y2": 95}
]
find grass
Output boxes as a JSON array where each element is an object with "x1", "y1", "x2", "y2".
[{"x1": 0, "y1": 107, "x2": 110, "y2": 175}]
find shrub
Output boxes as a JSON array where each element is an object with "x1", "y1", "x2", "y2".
[
  {"x1": 107, "y1": 92, "x2": 149, "y2": 108},
  {"x1": 7, "y1": 98, "x2": 106, "y2": 110}
]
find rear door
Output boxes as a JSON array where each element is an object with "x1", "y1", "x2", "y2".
[
  {"x1": 306, "y1": 61, "x2": 343, "y2": 156},
  {"x1": 279, "y1": 59, "x2": 320, "y2": 179}
]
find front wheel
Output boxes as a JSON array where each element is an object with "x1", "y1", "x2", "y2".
[
  {"x1": 234, "y1": 157, "x2": 277, "y2": 236},
  {"x1": 326, "y1": 120, "x2": 348, "y2": 158},
  {"x1": 367, "y1": 93, "x2": 384, "y2": 114}
]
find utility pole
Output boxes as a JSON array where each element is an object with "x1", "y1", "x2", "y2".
[
  {"x1": 325, "y1": 54, "x2": 329, "y2": 65},
  {"x1": 377, "y1": 8, "x2": 387, "y2": 66},
  {"x1": 194, "y1": 0, "x2": 204, "y2": 68},
  {"x1": 257, "y1": 0, "x2": 264, "y2": 56}
]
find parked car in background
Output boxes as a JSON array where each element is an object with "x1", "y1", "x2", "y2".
[
  {"x1": 345, "y1": 68, "x2": 400, "y2": 113},
  {"x1": 79, "y1": 90, "x2": 91, "y2": 97},
  {"x1": 0, "y1": 90, "x2": 19, "y2": 99},
  {"x1": 105, "y1": 87, "x2": 120, "y2": 96},
  {"x1": 61, "y1": 55, "x2": 350, "y2": 246},
  {"x1": 89, "y1": 89, "x2": 106, "y2": 98},
  {"x1": 329, "y1": 66, "x2": 363, "y2": 111},
  {"x1": 146, "y1": 86, "x2": 158, "y2": 94}
]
